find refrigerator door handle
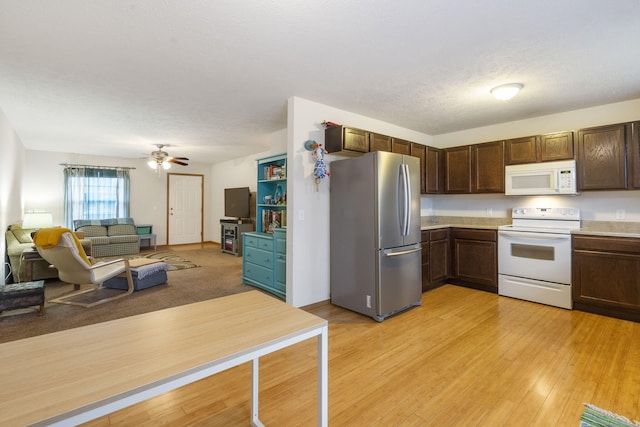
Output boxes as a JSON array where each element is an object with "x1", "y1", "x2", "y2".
[
  {"x1": 403, "y1": 163, "x2": 411, "y2": 236},
  {"x1": 384, "y1": 247, "x2": 422, "y2": 257}
]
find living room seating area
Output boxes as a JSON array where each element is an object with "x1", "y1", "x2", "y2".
[
  {"x1": 5, "y1": 218, "x2": 143, "y2": 284},
  {"x1": 73, "y1": 218, "x2": 140, "y2": 258},
  {"x1": 5, "y1": 224, "x2": 91, "y2": 283}
]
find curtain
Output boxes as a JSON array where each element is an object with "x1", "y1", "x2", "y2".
[{"x1": 64, "y1": 167, "x2": 130, "y2": 228}]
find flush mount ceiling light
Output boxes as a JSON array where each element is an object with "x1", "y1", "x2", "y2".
[{"x1": 490, "y1": 83, "x2": 524, "y2": 101}]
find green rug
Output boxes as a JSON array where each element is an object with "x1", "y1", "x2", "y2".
[
  {"x1": 96, "y1": 251, "x2": 200, "y2": 271},
  {"x1": 580, "y1": 404, "x2": 640, "y2": 427}
]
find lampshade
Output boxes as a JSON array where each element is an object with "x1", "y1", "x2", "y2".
[
  {"x1": 148, "y1": 160, "x2": 171, "y2": 170},
  {"x1": 490, "y1": 83, "x2": 523, "y2": 101},
  {"x1": 22, "y1": 211, "x2": 54, "y2": 229}
]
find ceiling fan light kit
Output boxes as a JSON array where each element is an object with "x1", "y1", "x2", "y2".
[
  {"x1": 147, "y1": 144, "x2": 189, "y2": 171},
  {"x1": 490, "y1": 83, "x2": 524, "y2": 101}
]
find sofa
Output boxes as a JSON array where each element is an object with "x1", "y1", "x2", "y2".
[
  {"x1": 73, "y1": 218, "x2": 140, "y2": 258},
  {"x1": 5, "y1": 224, "x2": 91, "y2": 283}
]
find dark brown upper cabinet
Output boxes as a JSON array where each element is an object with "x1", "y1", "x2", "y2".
[
  {"x1": 410, "y1": 143, "x2": 427, "y2": 194},
  {"x1": 505, "y1": 136, "x2": 538, "y2": 165},
  {"x1": 505, "y1": 132, "x2": 574, "y2": 165},
  {"x1": 369, "y1": 133, "x2": 392, "y2": 152},
  {"x1": 540, "y1": 131, "x2": 574, "y2": 162},
  {"x1": 426, "y1": 147, "x2": 444, "y2": 194},
  {"x1": 472, "y1": 140, "x2": 504, "y2": 193},
  {"x1": 325, "y1": 126, "x2": 369, "y2": 156},
  {"x1": 630, "y1": 121, "x2": 640, "y2": 189},
  {"x1": 391, "y1": 138, "x2": 411, "y2": 155},
  {"x1": 444, "y1": 146, "x2": 472, "y2": 193},
  {"x1": 577, "y1": 123, "x2": 630, "y2": 191}
]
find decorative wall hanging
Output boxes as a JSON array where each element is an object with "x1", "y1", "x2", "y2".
[{"x1": 304, "y1": 139, "x2": 330, "y2": 191}]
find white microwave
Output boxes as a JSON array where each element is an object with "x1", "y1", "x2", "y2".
[{"x1": 505, "y1": 159, "x2": 577, "y2": 196}]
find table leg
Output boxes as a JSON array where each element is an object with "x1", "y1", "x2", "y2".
[
  {"x1": 24, "y1": 259, "x2": 34, "y2": 282},
  {"x1": 251, "y1": 358, "x2": 265, "y2": 427},
  {"x1": 318, "y1": 325, "x2": 328, "y2": 427}
]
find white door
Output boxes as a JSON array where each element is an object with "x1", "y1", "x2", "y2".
[{"x1": 168, "y1": 174, "x2": 203, "y2": 245}]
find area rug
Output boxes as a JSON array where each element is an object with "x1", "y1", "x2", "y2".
[
  {"x1": 580, "y1": 403, "x2": 640, "y2": 427},
  {"x1": 96, "y1": 251, "x2": 200, "y2": 271}
]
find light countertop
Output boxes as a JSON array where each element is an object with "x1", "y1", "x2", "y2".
[
  {"x1": 420, "y1": 216, "x2": 509, "y2": 231},
  {"x1": 573, "y1": 221, "x2": 640, "y2": 238},
  {"x1": 421, "y1": 216, "x2": 640, "y2": 238}
]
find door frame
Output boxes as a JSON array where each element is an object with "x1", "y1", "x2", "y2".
[{"x1": 166, "y1": 173, "x2": 204, "y2": 245}]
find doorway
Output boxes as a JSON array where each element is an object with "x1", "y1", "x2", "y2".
[{"x1": 167, "y1": 173, "x2": 203, "y2": 245}]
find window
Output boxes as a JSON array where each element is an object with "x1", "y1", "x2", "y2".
[{"x1": 64, "y1": 167, "x2": 131, "y2": 228}]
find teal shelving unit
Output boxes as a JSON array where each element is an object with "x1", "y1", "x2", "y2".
[{"x1": 242, "y1": 153, "x2": 287, "y2": 300}]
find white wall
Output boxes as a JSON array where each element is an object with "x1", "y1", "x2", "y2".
[
  {"x1": 432, "y1": 98, "x2": 640, "y2": 148},
  {"x1": 0, "y1": 108, "x2": 25, "y2": 285},
  {"x1": 287, "y1": 97, "x2": 433, "y2": 307},
  {"x1": 23, "y1": 151, "x2": 213, "y2": 245},
  {"x1": 210, "y1": 129, "x2": 287, "y2": 243},
  {"x1": 428, "y1": 98, "x2": 640, "y2": 221}
]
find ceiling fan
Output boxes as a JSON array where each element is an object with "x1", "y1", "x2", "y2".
[{"x1": 147, "y1": 144, "x2": 189, "y2": 171}]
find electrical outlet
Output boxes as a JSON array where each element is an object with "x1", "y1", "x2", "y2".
[
  {"x1": 366, "y1": 295, "x2": 372, "y2": 308},
  {"x1": 486, "y1": 208, "x2": 493, "y2": 217},
  {"x1": 616, "y1": 209, "x2": 625, "y2": 220}
]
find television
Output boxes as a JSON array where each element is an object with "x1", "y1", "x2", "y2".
[{"x1": 224, "y1": 187, "x2": 250, "y2": 219}]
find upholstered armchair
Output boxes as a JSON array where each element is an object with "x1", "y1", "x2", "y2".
[{"x1": 34, "y1": 228, "x2": 134, "y2": 308}]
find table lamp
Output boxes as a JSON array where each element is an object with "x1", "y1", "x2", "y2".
[{"x1": 22, "y1": 210, "x2": 54, "y2": 230}]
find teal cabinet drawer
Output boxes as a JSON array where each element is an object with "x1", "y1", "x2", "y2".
[
  {"x1": 244, "y1": 247, "x2": 273, "y2": 269},
  {"x1": 256, "y1": 237, "x2": 272, "y2": 251},
  {"x1": 276, "y1": 259, "x2": 285, "y2": 280},
  {"x1": 244, "y1": 234, "x2": 261, "y2": 248},
  {"x1": 275, "y1": 238, "x2": 286, "y2": 254},
  {"x1": 272, "y1": 280, "x2": 286, "y2": 293},
  {"x1": 244, "y1": 262, "x2": 273, "y2": 284}
]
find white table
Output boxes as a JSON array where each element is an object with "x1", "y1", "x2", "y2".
[{"x1": 0, "y1": 291, "x2": 328, "y2": 426}]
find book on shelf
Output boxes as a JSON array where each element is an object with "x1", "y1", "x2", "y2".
[
  {"x1": 262, "y1": 208, "x2": 286, "y2": 232},
  {"x1": 263, "y1": 164, "x2": 285, "y2": 180}
]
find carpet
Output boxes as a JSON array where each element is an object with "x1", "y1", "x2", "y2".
[
  {"x1": 96, "y1": 251, "x2": 200, "y2": 271},
  {"x1": 0, "y1": 247, "x2": 252, "y2": 343}
]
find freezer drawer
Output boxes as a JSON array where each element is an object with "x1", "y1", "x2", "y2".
[{"x1": 376, "y1": 244, "x2": 422, "y2": 320}]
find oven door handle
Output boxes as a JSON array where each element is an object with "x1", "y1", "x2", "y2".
[{"x1": 498, "y1": 230, "x2": 571, "y2": 240}]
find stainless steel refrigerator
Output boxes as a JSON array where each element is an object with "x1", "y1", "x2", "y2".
[{"x1": 330, "y1": 151, "x2": 422, "y2": 321}]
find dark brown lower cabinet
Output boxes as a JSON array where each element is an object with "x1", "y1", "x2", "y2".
[
  {"x1": 420, "y1": 228, "x2": 449, "y2": 292},
  {"x1": 421, "y1": 231, "x2": 429, "y2": 292},
  {"x1": 451, "y1": 228, "x2": 497, "y2": 292},
  {"x1": 429, "y1": 230, "x2": 449, "y2": 287},
  {"x1": 573, "y1": 235, "x2": 640, "y2": 322}
]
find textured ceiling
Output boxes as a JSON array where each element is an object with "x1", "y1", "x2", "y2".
[{"x1": 1, "y1": 0, "x2": 640, "y2": 164}]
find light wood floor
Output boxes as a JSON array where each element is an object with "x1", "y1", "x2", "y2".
[{"x1": 82, "y1": 285, "x2": 640, "y2": 426}]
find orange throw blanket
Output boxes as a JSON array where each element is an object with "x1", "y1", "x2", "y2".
[{"x1": 33, "y1": 227, "x2": 91, "y2": 266}]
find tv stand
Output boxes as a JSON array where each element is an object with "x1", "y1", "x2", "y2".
[
  {"x1": 220, "y1": 221, "x2": 253, "y2": 256},
  {"x1": 220, "y1": 218, "x2": 250, "y2": 225}
]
